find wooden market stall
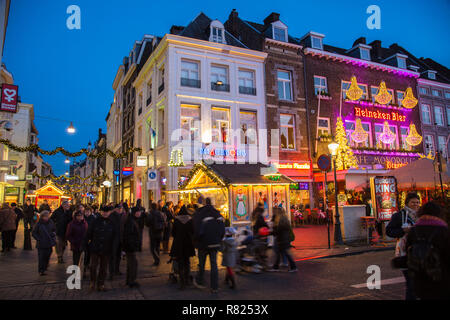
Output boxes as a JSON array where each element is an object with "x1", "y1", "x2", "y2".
[
  {"x1": 171, "y1": 162, "x2": 293, "y2": 232},
  {"x1": 26, "y1": 181, "x2": 70, "y2": 211}
]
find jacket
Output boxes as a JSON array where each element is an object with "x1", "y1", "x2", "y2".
[
  {"x1": 192, "y1": 204, "x2": 225, "y2": 250},
  {"x1": 0, "y1": 207, "x2": 17, "y2": 232},
  {"x1": 38, "y1": 203, "x2": 51, "y2": 213},
  {"x1": 121, "y1": 214, "x2": 141, "y2": 253},
  {"x1": 221, "y1": 236, "x2": 237, "y2": 267},
  {"x1": 84, "y1": 216, "x2": 116, "y2": 255},
  {"x1": 65, "y1": 219, "x2": 88, "y2": 251},
  {"x1": 13, "y1": 207, "x2": 24, "y2": 222},
  {"x1": 405, "y1": 215, "x2": 450, "y2": 300},
  {"x1": 51, "y1": 206, "x2": 73, "y2": 237},
  {"x1": 32, "y1": 220, "x2": 56, "y2": 249},
  {"x1": 170, "y1": 212, "x2": 195, "y2": 259},
  {"x1": 146, "y1": 209, "x2": 166, "y2": 238},
  {"x1": 252, "y1": 213, "x2": 268, "y2": 237},
  {"x1": 386, "y1": 208, "x2": 417, "y2": 239},
  {"x1": 85, "y1": 214, "x2": 96, "y2": 227},
  {"x1": 131, "y1": 206, "x2": 146, "y2": 229},
  {"x1": 273, "y1": 214, "x2": 292, "y2": 250},
  {"x1": 23, "y1": 204, "x2": 37, "y2": 221}
]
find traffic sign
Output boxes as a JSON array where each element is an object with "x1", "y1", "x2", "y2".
[
  {"x1": 317, "y1": 154, "x2": 332, "y2": 172},
  {"x1": 148, "y1": 170, "x2": 157, "y2": 182}
]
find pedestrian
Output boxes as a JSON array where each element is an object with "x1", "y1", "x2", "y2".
[
  {"x1": 50, "y1": 201, "x2": 73, "y2": 263},
  {"x1": 0, "y1": 203, "x2": 17, "y2": 253},
  {"x1": 65, "y1": 211, "x2": 88, "y2": 266},
  {"x1": 38, "y1": 200, "x2": 51, "y2": 213},
  {"x1": 131, "y1": 199, "x2": 146, "y2": 252},
  {"x1": 10, "y1": 203, "x2": 24, "y2": 248},
  {"x1": 392, "y1": 201, "x2": 450, "y2": 300},
  {"x1": 84, "y1": 205, "x2": 116, "y2": 291},
  {"x1": 170, "y1": 205, "x2": 195, "y2": 290},
  {"x1": 31, "y1": 211, "x2": 56, "y2": 275},
  {"x1": 270, "y1": 206, "x2": 288, "y2": 268},
  {"x1": 192, "y1": 197, "x2": 225, "y2": 294},
  {"x1": 108, "y1": 204, "x2": 125, "y2": 280},
  {"x1": 251, "y1": 203, "x2": 269, "y2": 268},
  {"x1": 82, "y1": 205, "x2": 96, "y2": 275},
  {"x1": 268, "y1": 207, "x2": 298, "y2": 272},
  {"x1": 23, "y1": 198, "x2": 37, "y2": 232},
  {"x1": 146, "y1": 202, "x2": 166, "y2": 266},
  {"x1": 174, "y1": 200, "x2": 184, "y2": 216},
  {"x1": 222, "y1": 227, "x2": 237, "y2": 289},
  {"x1": 162, "y1": 201, "x2": 174, "y2": 253},
  {"x1": 121, "y1": 206, "x2": 142, "y2": 288},
  {"x1": 386, "y1": 192, "x2": 421, "y2": 300}
]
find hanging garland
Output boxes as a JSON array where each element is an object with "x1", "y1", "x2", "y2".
[
  {"x1": 32, "y1": 172, "x2": 109, "y2": 182},
  {"x1": 0, "y1": 139, "x2": 142, "y2": 159}
]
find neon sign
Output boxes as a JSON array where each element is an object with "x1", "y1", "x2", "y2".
[
  {"x1": 385, "y1": 161, "x2": 407, "y2": 170},
  {"x1": 354, "y1": 107, "x2": 406, "y2": 122},
  {"x1": 276, "y1": 162, "x2": 311, "y2": 170},
  {"x1": 199, "y1": 148, "x2": 246, "y2": 157}
]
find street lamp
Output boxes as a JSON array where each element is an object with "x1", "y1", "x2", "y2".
[
  {"x1": 328, "y1": 141, "x2": 344, "y2": 245},
  {"x1": 67, "y1": 122, "x2": 76, "y2": 134},
  {"x1": 64, "y1": 158, "x2": 70, "y2": 164}
]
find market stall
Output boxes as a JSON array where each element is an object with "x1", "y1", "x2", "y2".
[
  {"x1": 26, "y1": 181, "x2": 70, "y2": 211},
  {"x1": 170, "y1": 162, "x2": 293, "y2": 232}
]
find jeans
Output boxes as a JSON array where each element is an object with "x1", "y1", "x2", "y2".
[
  {"x1": 196, "y1": 248, "x2": 219, "y2": 290},
  {"x1": 402, "y1": 270, "x2": 417, "y2": 300},
  {"x1": 272, "y1": 242, "x2": 288, "y2": 265},
  {"x1": 72, "y1": 250, "x2": 82, "y2": 266},
  {"x1": 1, "y1": 231, "x2": 14, "y2": 251},
  {"x1": 38, "y1": 247, "x2": 52, "y2": 273},
  {"x1": 90, "y1": 253, "x2": 109, "y2": 288},
  {"x1": 23, "y1": 218, "x2": 35, "y2": 231},
  {"x1": 273, "y1": 246, "x2": 296, "y2": 270},
  {"x1": 126, "y1": 252, "x2": 138, "y2": 285},
  {"x1": 150, "y1": 236, "x2": 161, "y2": 265},
  {"x1": 55, "y1": 236, "x2": 66, "y2": 258},
  {"x1": 177, "y1": 256, "x2": 191, "y2": 286}
]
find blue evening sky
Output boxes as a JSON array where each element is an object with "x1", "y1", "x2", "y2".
[{"x1": 3, "y1": 0, "x2": 449, "y2": 175}]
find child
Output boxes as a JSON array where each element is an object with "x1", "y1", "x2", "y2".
[
  {"x1": 31, "y1": 211, "x2": 56, "y2": 275},
  {"x1": 222, "y1": 227, "x2": 237, "y2": 289}
]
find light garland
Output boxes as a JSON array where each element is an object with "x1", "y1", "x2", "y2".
[
  {"x1": 401, "y1": 87, "x2": 418, "y2": 109},
  {"x1": 32, "y1": 172, "x2": 109, "y2": 182},
  {"x1": 0, "y1": 139, "x2": 141, "y2": 159},
  {"x1": 168, "y1": 149, "x2": 185, "y2": 167},
  {"x1": 379, "y1": 121, "x2": 396, "y2": 145},
  {"x1": 345, "y1": 76, "x2": 363, "y2": 101},
  {"x1": 375, "y1": 81, "x2": 392, "y2": 105},
  {"x1": 405, "y1": 123, "x2": 422, "y2": 146},
  {"x1": 351, "y1": 118, "x2": 369, "y2": 143}
]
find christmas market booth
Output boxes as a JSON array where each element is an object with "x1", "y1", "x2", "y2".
[
  {"x1": 26, "y1": 181, "x2": 71, "y2": 211},
  {"x1": 170, "y1": 162, "x2": 294, "y2": 232}
]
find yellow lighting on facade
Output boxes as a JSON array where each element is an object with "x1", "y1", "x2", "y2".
[
  {"x1": 346, "y1": 76, "x2": 363, "y2": 101},
  {"x1": 401, "y1": 87, "x2": 418, "y2": 109},
  {"x1": 405, "y1": 123, "x2": 422, "y2": 146},
  {"x1": 375, "y1": 81, "x2": 392, "y2": 105}
]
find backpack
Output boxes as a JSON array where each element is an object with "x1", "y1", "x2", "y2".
[
  {"x1": 407, "y1": 230, "x2": 443, "y2": 282},
  {"x1": 199, "y1": 215, "x2": 225, "y2": 248}
]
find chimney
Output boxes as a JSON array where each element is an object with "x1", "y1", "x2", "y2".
[
  {"x1": 170, "y1": 25, "x2": 184, "y2": 35},
  {"x1": 369, "y1": 40, "x2": 382, "y2": 59},
  {"x1": 352, "y1": 37, "x2": 366, "y2": 47},
  {"x1": 263, "y1": 12, "x2": 280, "y2": 25},
  {"x1": 229, "y1": 8, "x2": 238, "y2": 20}
]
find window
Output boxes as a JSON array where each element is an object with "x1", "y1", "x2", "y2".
[
  {"x1": 280, "y1": 114, "x2": 295, "y2": 150},
  {"x1": 180, "y1": 104, "x2": 201, "y2": 141},
  {"x1": 397, "y1": 57, "x2": 407, "y2": 69},
  {"x1": 146, "y1": 82, "x2": 152, "y2": 106},
  {"x1": 419, "y1": 87, "x2": 429, "y2": 95},
  {"x1": 342, "y1": 81, "x2": 367, "y2": 100},
  {"x1": 421, "y1": 104, "x2": 432, "y2": 124},
  {"x1": 434, "y1": 106, "x2": 444, "y2": 126},
  {"x1": 428, "y1": 71, "x2": 436, "y2": 80},
  {"x1": 137, "y1": 126, "x2": 142, "y2": 149},
  {"x1": 447, "y1": 106, "x2": 450, "y2": 125},
  {"x1": 181, "y1": 60, "x2": 200, "y2": 88},
  {"x1": 375, "y1": 123, "x2": 398, "y2": 150},
  {"x1": 445, "y1": 92, "x2": 450, "y2": 99},
  {"x1": 360, "y1": 48, "x2": 370, "y2": 60},
  {"x1": 424, "y1": 135, "x2": 435, "y2": 156},
  {"x1": 370, "y1": 86, "x2": 378, "y2": 103},
  {"x1": 345, "y1": 120, "x2": 371, "y2": 148},
  {"x1": 438, "y1": 136, "x2": 447, "y2": 159},
  {"x1": 311, "y1": 36, "x2": 322, "y2": 50},
  {"x1": 138, "y1": 93, "x2": 143, "y2": 115},
  {"x1": 238, "y1": 69, "x2": 256, "y2": 95},
  {"x1": 273, "y1": 27, "x2": 287, "y2": 42},
  {"x1": 158, "y1": 66, "x2": 165, "y2": 94},
  {"x1": 212, "y1": 27, "x2": 223, "y2": 43},
  {"x1": 432, "y1": 89, "x2": 441, "y2": 97},
  {"x1": 277, "y1": 70, "x2": 292, "y2": 100},
  {"x1": 400, "y1": 127, "x2": 412, "y2": 151},
  {"x1": 211, "y1": 65, "x2": 229, "y2": 92},
  {"x1": 157, "y1": 108, "x2": 164, "y2": 146},
  {"x1": 211, "y1": 107, "x2": 230, "y2": 143},
  {"x1": 396, "y1": 91, "x2": 404, "y2": 106},
  {"x1": 240, "y1": 110, "x2": 257, "y2": 145},
  {"x1": 317, "y1": 118, "x2": 330, "y2": 136},
  {"x1": 314, "y1": 76, "x2": 328, "y2": 95}
]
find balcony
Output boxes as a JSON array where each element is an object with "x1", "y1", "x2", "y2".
[
  {"x1": 181, "y1": 78, "x2": 201, "y2": 88},
  {"x1": 239, "y1": 86, "x2": 256, "y2": 95},
  {"x1": 211, "y1": 82, "x2": 230, "y2": 92},
  {"x1": 158, "y1": 83, "x2": 164, "y2": 94}
]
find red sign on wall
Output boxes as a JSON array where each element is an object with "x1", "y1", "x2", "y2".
[
  {"x1": 370, "y1": 176, "x2": 399, "y2": 221},
  {"x1": 0, "y1": 84, "x2": 19, "y2": 113}
]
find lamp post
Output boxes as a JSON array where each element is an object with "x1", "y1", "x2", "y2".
[{"x1": 328, "y1": 141, "x2": 344, "y2": 245}]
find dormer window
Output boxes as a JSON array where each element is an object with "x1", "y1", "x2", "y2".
[
  {"x1": 209, "y1": 20, "x2": 226, "y2": 44},
  {"x1": 428, "y1": 71, "x2": 436, "y2": 80},
  {"x1": 360, "y1": 48, "x2": 371, "y2": 60},
  {"x1": 311, "y1": 36, "x2": 323, "y2": 50},
  {"x1": 397, "y1": 56, "x2": 407, "y2": 69},
  {"x1": 271, "y1": 21, "x2": 288, "y2": 42}
]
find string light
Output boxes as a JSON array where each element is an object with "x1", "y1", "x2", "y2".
[
  {"x1": 374, "y1": 81, "x2": 392, "y2": 105},
  {"x1": 334, "y1": 117, "x2": 359, "y2": 170},
  {"x1": 379, "y1": 121, "x2": 396, "y2": 145},
  {"x1": 401, "y1": 87, "x2": 418, "y2": 109},
  {"x1": 168, "y1": 149, "x2": 185, "y2": 167},
  {"x1": 405, "y1": 123, "x2": 422, "y2": 146},
  {"x1": 345, "y1": 76, "x2": 363, "y2": 101},
  {"x1": 351, "y1": 118, "x2": 369, "y2": 143}
]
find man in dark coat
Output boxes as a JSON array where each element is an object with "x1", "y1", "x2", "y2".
[
  {"x1": 146, "y1": 202, "x2": 166, "y2": 266},
  {"x1": 131, "y1": 199, "x2": 146, "y2": 252},
  {"x1": 38, "y1": 200, "x2": 51, "y2": 213},
  {"x1": 192, "y1": 198, "x2": 225, "y2": 293},
  {"x1": 50, "y1": 201, "x2": 72, "y2": 263},
  {"x1": 108, "y1": 204, "x2": 125, "y2": 280},
  {"x1": 0, "y1": 203, "x2": 17, "y2": 253},
  {"x1": 10, "y1": 203, "x2": 23, "y2": 248},
  {"x1": 84, "y1": 205, "x2": 116, "y2": 291},
  {"x1": 23, "y1": 198, "x2": 37, "y2": 232},
  {"x1": 121, "y1": 208, "x2": 141, "y2": 288},
  {"x1": 170, "y1": 205, "x2": 195, "y2": 289},
  {"x1": 162, "y1": 201, "x2": 174, "y2": 253}
]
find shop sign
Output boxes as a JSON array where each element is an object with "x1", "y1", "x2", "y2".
[
  {"x1": 136, "y1": 156, "x2": 148, "y2": 167},
  {"x1": 385, "y1": 161, "x2": 407, "y2": 169},
  {"x1": 290, "y1": 182, "x2": 309, "y2": 190},
  {"x1": 5, "y1": 174, "x2": 19, "y2": 180},
  {"x1": 276, "y1": 162, "x2": 310, "y2": 170},
  {"x1": 199, "y1": 148, "x2": 246, "y2": 157},
  {"x1": 354, "y1": 106, "x2": 406, "y2": 122},
  {"x1": 355, "y1": 154, "x2": 417, "y2": 168},
  {"x1": 122, "y1": 167, "x2": 133, "y2": 176},
  {"x1": 0, "y1": 84, "x2": 19, "y2": 113},
  {"x1": 370, "y1": 176, "x2": 398, "y2": 221}
]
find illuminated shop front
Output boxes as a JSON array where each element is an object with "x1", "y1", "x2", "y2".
[
  {"x1": 26, "y1": 181, "x2": 70, "y2": 211},
  {"x1": 275, "y1": 161, "x2": 313, "y2": 208}
]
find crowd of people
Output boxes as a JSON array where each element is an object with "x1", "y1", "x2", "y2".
[{"x1": 0, "y1": 193, "x2": 449, "y2": 299}]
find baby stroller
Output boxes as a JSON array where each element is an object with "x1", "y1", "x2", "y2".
[{"x1": 236, "y1": 229, "x2": 269, "y2": 273}]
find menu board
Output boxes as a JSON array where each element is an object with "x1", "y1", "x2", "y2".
[{"x1": 370, "y1": 176, "x2": 398, "y2": 221}]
